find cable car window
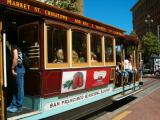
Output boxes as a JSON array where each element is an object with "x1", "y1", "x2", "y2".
[
  {"x1": 18, "y1": 23, "x2": 40, "y2": 69},
  {"x1": 47, "y1": 25, "x2": 67, "y2": 63},
  {"x1": 105, "y1": 37, "x2": 114, "y2": 62},
  {"x1": 72, "y1": 30, "x2": 87, "y2": 63},
  {"x1": 90, "y1": 34, "x2": 102, "y2": 63}
]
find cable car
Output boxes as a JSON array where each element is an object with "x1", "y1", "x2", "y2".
[{"x1": 0, "y1": 0, "x2": 142, "y2": 119}]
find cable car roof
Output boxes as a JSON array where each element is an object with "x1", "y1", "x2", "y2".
[
  {"x1": 0, "y1": 0, "x2": 125, "y2": 36},
  {"x1": 117, "y1": 34, "x2": 139, "y2": 45}
]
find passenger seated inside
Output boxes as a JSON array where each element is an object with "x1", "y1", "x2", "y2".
[
  {"x1": 53, "y1": 49, "x2": 64, "y2": 63},
  {"x1": 116, "y1": 55, "x2": 122, "y2": 78},
  {"x1": 91, "y1": 52, "x2": 98, "y2": 63},
  {"x1": 72, "y1": 50, "x2": 79, "y2": 63},
  {"x1": 79, "y1": 51, "x2": 86, "y2": 63},
  {"x1": 116, "y1": 55, "x2": 128, "y2": 84},
  {"x1": 122, "y1": 70, "x2": 129, "y2": 84}
]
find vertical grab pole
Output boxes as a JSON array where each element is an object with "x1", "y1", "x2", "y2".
[
  {"x1": 2, "y1": 31, "x2": 7, "y2": 88},
  {"x1": 133, "y1": 50, "x2": 136, "y2": 91},
  {"x1": 122, "y1": 49, "x2": 125, "y2": 95},
  {"x1": 2, "y1": 30, "x2": 7, "y2": 120},
  {"x1": 139, "y1": 51, "x2": 143, "y2": 86},
  {"x1": 1, "y1": 8, "x2": 7, "y2": 119}
]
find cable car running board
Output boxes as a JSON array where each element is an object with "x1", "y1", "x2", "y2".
[
  {"x1": 112, "y1": 88, "x2": 143, "y2": 101},
  {"x1": 7, "y1": 111, "x2": 41, "y2": 120}
]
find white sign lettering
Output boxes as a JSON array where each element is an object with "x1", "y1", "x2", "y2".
[{"x1": 44, "y1": 87, "x2": 113, "y2": 111}]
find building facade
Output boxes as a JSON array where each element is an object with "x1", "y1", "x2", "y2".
[
  {"x1": 131, "y1": 0, "x2": 160, "y2": 39},
  {"x1": 76, "y1": 0, "x2": 84, "y2": 15}
]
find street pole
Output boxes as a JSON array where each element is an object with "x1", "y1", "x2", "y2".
[
  {"x1": 139, "y1": 51, "x2": 143, "y2": 85},
  {"x1": 157, "y1": 25, "x2": 160, "y2": 70},
  {"x1": 145, "y1": 14, "x2": 153, "y2": 32}
]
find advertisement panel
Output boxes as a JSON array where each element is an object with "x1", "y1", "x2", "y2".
[
  {"x1": 85, "y1": 68, "x2": 111, "y2": 89},
  {"x1": 61, "y1": 68, "x2": 111, "y2": 93},
  {"x1": 61, "y1": 71, "x2": 87, "y2": 93}
]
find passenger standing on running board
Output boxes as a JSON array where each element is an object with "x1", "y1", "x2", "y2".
[{"x1": 7, "y1": 42, "x2": 25, "y2": 113}]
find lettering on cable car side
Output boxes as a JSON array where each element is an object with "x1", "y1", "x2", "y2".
[
  {"x1": 6, "y1": 0, "x2": 42, "y2": 13},
  {"x1": 82, "y1": 21, "x2": 89, "y2": 26},
  {"x1": 7, "y1": 0, "x2": 30, "y2": 10},
  {"x1": 4, "y1": 0, "x2": 123, "y2": 36},
  {"x1": 44, "y1": 10, "x2": 68, "y2": 21},
  {"x1": 95, "y1": 25, "x2": 106, "y2": 31},
  {"x1": 44, "y1": 87, "x2": 113, "y2": 111},
  {"x1": 34, "y1": 7, "x2": 41, "y2": 13},
  {"x1": 74, "y1": 19, "x2": 82, "y2": 24}
]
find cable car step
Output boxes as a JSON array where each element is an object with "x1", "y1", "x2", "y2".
[
  {"x1": 7, "y1": 110, "x2": 41, "y2": 120},
  {"x1": 112, "y1": 88, "x2": 143, "y2": 101}
]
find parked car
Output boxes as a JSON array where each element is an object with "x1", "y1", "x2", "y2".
[{"x1": 143, "y1": 65, "x2": 151, "y2": 74}]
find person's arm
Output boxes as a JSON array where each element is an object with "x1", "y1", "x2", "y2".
[
  {"x1": 11, "y1": 49, "x2": 18, "y2": 76},
  {"x1": 121, "y1": 61, "x2": 124, "y2": 70},
  {"x1": 124, "y1": 60, "x2": 127, "y2": 70}
]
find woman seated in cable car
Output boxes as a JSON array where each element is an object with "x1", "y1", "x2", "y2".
[
  {"x1": 53, "y1": 49, "x2": 64, "y2": 63},
  {"x1": 91, "y1": 52, "x2": 98, "y2": 63},
  {"x1": 72, "y1": 50, "x2": 79, "y2": 63}
]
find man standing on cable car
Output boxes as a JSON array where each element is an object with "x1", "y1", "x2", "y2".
[{"x1": 7, "y1": 42, "x2": 25, "y2": 113}]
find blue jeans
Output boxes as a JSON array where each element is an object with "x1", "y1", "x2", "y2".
[
  {"x1": 123, "y1": 71, "x2": 129, "y2": 79},
  {"x1": 11, "y1": 65, "x2": 25, "y2": 109},
  {"x1": 125, "y1": 69, "x2": 133, "y2": 83}
]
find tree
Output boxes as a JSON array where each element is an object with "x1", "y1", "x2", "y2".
[
  {"x1": 141, "y1": 32, "x2": 160, "y2": 63},
  {"x1": 44, "y1": 0, "x2": 79, "y2": 12},
  {"x1": 130, "y1": 30, "x2": 138, "y2": 37}
]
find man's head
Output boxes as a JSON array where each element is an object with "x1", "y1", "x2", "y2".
[
  {"x1": 128, "y1": 54, "x2": 133, "y2": 61},
  {"x1": 57, "y1": 49, "x2": 64, "y2": 60}
]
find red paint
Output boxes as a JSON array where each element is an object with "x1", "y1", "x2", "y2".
[
  {"x1": 25, "y1": 71, "x2": 41, "y2": 96},
  {"x1": 25, "y1": 67, "x2": 112, "y2": 98},
  {"x1": 41, "y1": 70, "x2": 62, "y2": 97}
]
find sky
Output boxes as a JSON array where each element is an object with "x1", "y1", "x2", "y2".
[{"x1": 84, "y1": 0, "x2": 138, "y2": 34}]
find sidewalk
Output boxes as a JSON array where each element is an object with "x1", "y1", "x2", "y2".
[
  {"x1": 112, "y1": 78, "x2": 160, "y2": 120},
  {"x1": 142, "y1": 74, "x2": 160, "y2": 79},
  {"x1": 142, "y1": 74, "x2": 155, "y2": 78}
]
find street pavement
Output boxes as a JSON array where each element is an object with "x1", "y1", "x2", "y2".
[
  {"x1": 111, "y1": 77, "x2": 160, "y2": 120},
  {"x1": 94, "y1": 76, "x2": 160, "y2": 120}
]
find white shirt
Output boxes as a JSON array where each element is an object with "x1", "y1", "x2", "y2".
[{"x1": 124, "y1": 59, "x2": 132, "y2": 70}]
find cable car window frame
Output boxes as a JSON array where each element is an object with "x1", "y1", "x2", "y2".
[
  {"x1": 90, "y1": 33, "x2": 104, "y2": 66},
  {"x1": 44, "y1": 20, "x2": 70, "y2": 69},
  {"x1": 104, "y1": 35, "x2": 116, "y2": 66},
  {"x1": 18, "y1": 21, "x2": 40, "y2": 70},
  {"x1": 71, "y1": 28, "x2": 89, "y2": 67}
]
